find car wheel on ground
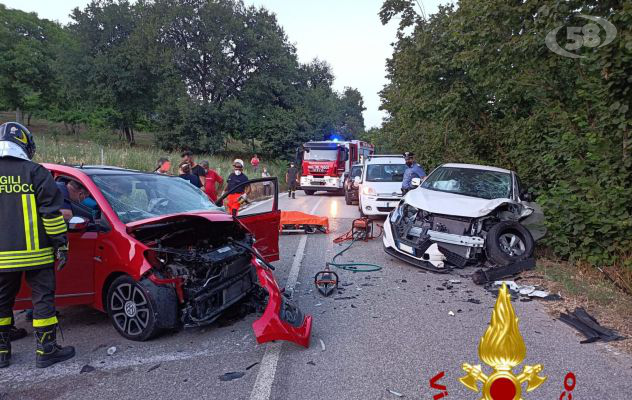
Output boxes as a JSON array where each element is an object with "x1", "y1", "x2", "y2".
[
  {"x1": 106, "y1": 275, "x2": 178, "y2": 341},
  {"x1": 304, "y1": 190, "x2": 315, "y2": 195},
  {"x1": 485, "y1": 221, "x2": 535, "y2": 266},
  {"x1": 358, "y1": 200, "x2": 366, "y2": 217}
]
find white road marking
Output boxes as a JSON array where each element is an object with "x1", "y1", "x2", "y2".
[
  {"x1": 242, "y1": 192, "x2": 288, "y2": 213},
  {"x1": 1, "y1": 346, "x2": 257, "y2": 387},
  {"x1": 249, "y1": 196, "x2": 324, "y2": 400}
]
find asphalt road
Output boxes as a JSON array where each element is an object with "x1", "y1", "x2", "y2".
[{"x1": 2, "y1": 191, "x2": 632, "y2": 400}]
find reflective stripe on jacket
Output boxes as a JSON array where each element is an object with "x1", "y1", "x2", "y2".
[{"x1": 0, "y1": 157, "x2": 67, "y2": 272}]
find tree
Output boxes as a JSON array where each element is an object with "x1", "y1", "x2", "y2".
[
  {"x1": 0, "y1": 5, "x2": 61, "y2": 124},
  {"x1": 67, "y1": 0, "x2": 164, "y2": 143},
  {"x1": 336, "y1": 87, "x2": 366, "y2": 138}
]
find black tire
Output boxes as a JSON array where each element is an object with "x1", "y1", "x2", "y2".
[
  {"x1": 485, "y1": 221, "x2": 535, "y2": 266},
  {"x1": 304, "y1": 190, "x2": 315, "y2": 195},
  {"x1": 358, "y1": 200, "x2": 366, "y2": 217},
  {"x1": 106, "y1": 275, "x2": 178, "y2": 341}
]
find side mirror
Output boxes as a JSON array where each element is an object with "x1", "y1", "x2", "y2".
[
  {"x1": 353, "y1": 176, "x2": 361, "y2": 185},
  {"x1": 411, "y1": 177, "x2": 422, "y2": 188},
  {"x1": 68, "y1": 216, "x2": 88, "y2": 232},
  {"x1": 521, "y1": 191, "x2": 536, "y2": 202}
]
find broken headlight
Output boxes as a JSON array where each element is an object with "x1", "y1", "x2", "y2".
[{"x1": 390, "y1": 200, "x2": 405, "y2": 223}]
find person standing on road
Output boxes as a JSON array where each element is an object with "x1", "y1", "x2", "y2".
[
  {"x1": 401, "y1": 152, "x2": 426, "y2": 195},
  {"x1": 250, "y1": 154, "x2": 260, "y2": 174},
  {"x1": 286, "y1": 162, "x2": 299, "y2": 199},
  {"x1": 0, "y1": 122, "x2": 75, "y2": 369},
  {"x1": 154, "y1": 157, "x2": 171, "y2": 174},
  {"x1": 200, "y1": 160, "x2": 223, "y2": 202},
  {"x1": 181, "y1": 150, "x2": 206, "y2": 189},
  {"x1": 224, "y1": 159, "x2": 249, "y2": 214},
  {"x1": 178, "y1": 162, "x2": 202, "y2": 188},
  {"x1": 261, "y1": 167, "x2": 272, "y2": 196}
]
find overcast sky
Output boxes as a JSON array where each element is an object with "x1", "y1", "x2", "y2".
[{"x1": 3, "y1": 0, "x2": 450, "y2": 128}]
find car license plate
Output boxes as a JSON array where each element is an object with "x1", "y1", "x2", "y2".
[{"x1": 398, "y1": 243, "x2": 414, "y2": 255}]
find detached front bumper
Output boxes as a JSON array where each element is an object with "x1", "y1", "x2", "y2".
[{"x1": 251, "y1": 257, "x2": 312, "y2": 348}]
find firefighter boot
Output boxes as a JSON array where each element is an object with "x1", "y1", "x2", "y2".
[
  {"x1": 0, "y1": 329, "x2": 10, "y2": 368},
  {"x1": 35, "y1": 325, "x2": 75, "y2": 368},
  {"x1": 292, "y1": 191, "x2": 295, "y2": 199}
]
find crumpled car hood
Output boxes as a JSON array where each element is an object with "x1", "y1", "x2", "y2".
[
  {"x1": 126, "y1": 211, "x2": 232, "y2": 232},
  {"x1": 405, "y1": 188, "x2": 517, "y2": 218}
]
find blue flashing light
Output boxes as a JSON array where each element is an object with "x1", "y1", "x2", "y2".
[{"x1": 329, "y1": 133, "x2": 343, "y2": 142}]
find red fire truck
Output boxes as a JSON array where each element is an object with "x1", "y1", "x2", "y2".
[{"x1": 298, "y1": 140, "x2": 374, "y2": 195}]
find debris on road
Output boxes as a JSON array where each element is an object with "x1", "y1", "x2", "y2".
[
  {"x1": 245, "y1": 362, "x2": 259, "y2": 370},
  {"x1": 387, "y1": 388, "x2": 404, "y2": 397},
  {"x1": 488, "y1": 280, "x2": 561, "y2": 301},
  {"x1": 448, "y1": 311, "x2": 455, "y2": 317},
  {"x1": 319, "y1": 338, "x2": 326, "y2": 352},
  {"x1": 559, "y1": 308, "x2": 625, "y2": 344},
  {"x1": 106, "y1": 346, "x2": 117, "y2": 356},
  {"x1": 307, "y1": 360, "x2": 316, "y2": 366},
  {"x1": 219, "y1": 371, "x2": 246, "y2": 381},
  {"x1": 466, "y1": 298, "x2": 481, "y2": 304},
  {"x1": 472, "y1": 258, "x2": 536, "y2": 284},
  {"x1": 80, "y1": 365, "x2": 95, "y2": 374},
  {"x1": 147, "y1": 363, "x2": 161, "y2": 373}
]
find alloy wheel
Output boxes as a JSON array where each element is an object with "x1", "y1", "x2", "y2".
[
  {"x1": 498, "y1": 232, "x2": 526, "y2": 257},
  {"x1": 109, "y1": 282, "x2": 150, "y2": 337}
]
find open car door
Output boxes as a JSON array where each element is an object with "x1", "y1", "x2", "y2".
[{"x1": 216, "y1": 177, "x2": 280, "y2": 262}]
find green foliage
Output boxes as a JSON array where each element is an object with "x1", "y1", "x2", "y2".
[
  {"x1": 378, "y1": 0, "x2": 632, "y2": 266},
  {"x1": 1, "y1": 0, "x2": 366, "y2": 153},
  {"x1": 0, "y1": 5, "x2": 61, "y2": 121}
]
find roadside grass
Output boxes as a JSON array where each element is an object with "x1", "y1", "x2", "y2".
[
  {"x1": 520, "y1": 258, "x2": 632, "y2": 354},
  {"x1": 0, "y1": 112, "x2": 289, "y2": 187}
]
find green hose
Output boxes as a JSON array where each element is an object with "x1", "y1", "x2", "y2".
[{"x1": 326, "y1": 236, "x2": 383, "y2": 272}]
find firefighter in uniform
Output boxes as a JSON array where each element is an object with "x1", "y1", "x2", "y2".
[{"x1": 0, "y1": 122, "x2": 75, "y2": 369}]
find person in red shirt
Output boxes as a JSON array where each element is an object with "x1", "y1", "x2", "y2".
[
  {"x1": 250, "y1": 154, "x2": 260, "y2": 173},
  {"x1": 200, "y1": 160, "x2": 224, "y2": 202}
]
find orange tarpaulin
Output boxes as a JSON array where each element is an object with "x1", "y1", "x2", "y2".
[{"x1": 280, "y1": 211, "x2": 329, "y2": 233}]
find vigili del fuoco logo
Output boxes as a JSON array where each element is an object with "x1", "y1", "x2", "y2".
[
  {"x1": 429, "y1": 283, "x2": 577, "y2": 399},
  {"x1": 459, "y1": 283, "x2": 546, "y2": 399}
]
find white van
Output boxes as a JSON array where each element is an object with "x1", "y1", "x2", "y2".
[{"x1": 356, "y1": 155, "x2": 407, "y2": 216}]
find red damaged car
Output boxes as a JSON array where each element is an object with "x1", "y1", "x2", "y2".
[{"x1": 14, "y1": 164, "x2": 312, "y2": 347}]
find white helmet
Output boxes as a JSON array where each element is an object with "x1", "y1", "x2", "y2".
[{"x1": 233, "y1": 159, "x2": 244, "y2": 168}]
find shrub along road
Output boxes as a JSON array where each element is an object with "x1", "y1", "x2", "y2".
[{"x1": 2, "y1": 192, "x2": 631, "y2": 399}]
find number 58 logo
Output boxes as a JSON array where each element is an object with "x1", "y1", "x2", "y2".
[{"x1": 545, "y1": 15, "x2": 617, "y2": 58}]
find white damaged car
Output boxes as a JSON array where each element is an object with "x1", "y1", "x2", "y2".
[{"x1": 383, "y1": 163, "x2": 545, "y2": 272}]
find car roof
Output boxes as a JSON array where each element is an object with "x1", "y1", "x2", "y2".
[
  {"x1": 365, "y1": 155, "x2": 405, "y2": 164},
  {"x1": 440, "y1": 163, "x2": 512, "y2": 174},
  {"x1": 44, "y1": 164, "x2": 150, "y2": 176}
]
